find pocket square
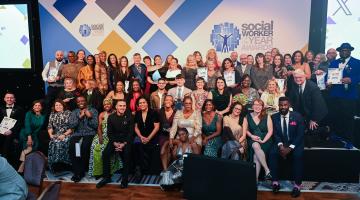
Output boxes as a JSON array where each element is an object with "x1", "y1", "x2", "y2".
[{"x1": 290, "y1": 121, "x2": 297, "y2": 126}]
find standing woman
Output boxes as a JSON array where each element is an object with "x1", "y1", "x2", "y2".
[
  {"x1": 284, "y1": 53, "x2": 293, "y2": 69},
  {"x1": 247, "y1": 55, "x2": 255, "y2": 66},
  {"x1": 250, "y1": 53, "x2": 274, "y2": 94},
  {"x1": 88, "y1": 98, "x2": 121, "y2": 177},
  {"x1": 106, "y1": 80, "x2": 127, "y2": 107},
  {"x1": 47, "y1": 99, "x2": 72, "y2": 173},
  {"x1": 18, "y1": 100, "x2": 46, "y2": 173},
  {"x1": 206, "y1": 60, "x2": 222, "y2": 90},
  {"x1": 159, "y1": 95, "x2": 176, "y2": 170},
  {"x1": 191, "y1": 77, "x2": 209, "y2": 112},
  {"x1": 145, "y1": 55, "x2": 163, "y2": 94},
  {"x1": 133, "y1": 96, "x2": 160, "y2": 177},
  {"x1": 291, "y1": 50, "x2": 311, "y2": 79},
  {"x1": 127, "y1": 80, "x2": 143, "y2": 115},
  {"x1": 206, "y1": 48, "x2": 221, "y2": 70},
  {"x1": 107, "y1": 54, "x2": 119, "y2": 91},
  {"x1": 207, "y1": 77, "x2": 232, "y2": 116},
  {"x1": 165, "y1": 58, "x2": 182, "y2": 90},
  {"x1": 170, "y1": 96, "x2": 202, "y2": 148},
  {"x1": 221, "y1": 58, "x2": 241, "y2": 89},
  {"x1": 116, "y1": 56, "x2": 133, "y2": 93},
  {"x1": 201, "y1": 100, "x2": 222, "y2": 157},
  {"x1": 193, "y1": 51, "x2": 205, "y2": 67},
  {"x1": 77, "y1": 55, "x2": 95, "y2": 91},
  {"x1": 272, "y1": 54, "x2": 288, "y2": 79},
  {"x1": 242, "y1": 99, "x2": 273, "y2": 182},
  {"x1": 182, "y1": 55, "x2": 198, "y2": 90}
]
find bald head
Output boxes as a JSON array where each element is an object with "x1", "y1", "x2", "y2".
[
  {"x1": 55, "y1": 50, "x2": 64, "y2": 62},
  {"x1": 230, "y1": 51, "x2": 238, "y2": 62},
  {"x1": 239, "y1": 53, "x2": 247, "y2": 65},
  {"x1": 326, "y1": 48, "x2": 337, "y2": 61}
]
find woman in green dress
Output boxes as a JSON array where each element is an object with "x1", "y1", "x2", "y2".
[
  {"x1": 88, "y1": 98, "x2": 121, "y2": 177},
  {"x1": 242, "y1": 98, "x2": 273, "y2": 182},
  {"x1": 202, "y1": 99, "x2": 222, "y2": 157},
  {"x1": 18, "y1": 100, "x2": 46, "y2": 173}
]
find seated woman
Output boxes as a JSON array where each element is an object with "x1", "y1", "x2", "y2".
[
  {"x1": 223, "y1": 102, "x2": 247, "y2": 160},
  {"x1": 47, "y1": 99, "x2": 72, "y2": 173},
  {"x1": 159, "y1": 95, "x2": 176, "y2": 170},
  {"x1": 18, "y1": 100, "x2": 46, "y2": 173},
  {"x1": 191, "y1": 77, "x2": 208, "y2": 112},
  {"x1": 170, "y1": 96, "x2": 202, "y2": 149},
  {"x1": 58, "y1": 77, "x2": 81, "y2": 111},
  {"x1": 134, "y1": 96, "x2": 160, "y2": 178},
  {"x1": 221, "y1": 126, "x2": 243, "y2": 160},
  {"x1": 106, "y1": 80, "x2": 127, "y2": 107},
  {"x1": 232, "y1": 74, "x2": 259, "y2": 109},
  {"x1": 159, "y1": 128, "x2": 200, "y2": 190},
  {"x1": 207, "y1": 77, "x2": 232, "y2": 116},
  {"x1": 201, "y1": 99, "x2": 222, "y2": 157},
  {"x1": 242, "y1": 99, "x2": 273, "y2": 182},
  {"x1": 88, "y1": 98, "x2": 121, "y2": 177},
  {"x1": 127, "y1": 80, "x2": 143, "y2": 115},
  {"x1": 260, "y1": 79, "x2": 284, "y2": 115}
]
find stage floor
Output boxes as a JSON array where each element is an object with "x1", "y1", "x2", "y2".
[{"x1": 43, "y1": 181, "x2": 360, "y2": 200}]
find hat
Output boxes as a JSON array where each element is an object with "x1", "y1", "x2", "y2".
[{"x1": 336, "y1": 43, "x2": 354, "y2": 52}]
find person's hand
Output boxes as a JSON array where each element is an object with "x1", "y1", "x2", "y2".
[
  {"x1": 239, "y1": 147, "x2": 244, "y2": 154},
  {"x1": 57, "y1": 134, "x2": 65, "y2": 141},
  {"x1": 63, "y1": 98, "x2": 71, "y2": 103},
  {"x1": 279, "y1": 145, "x2": 287, "y2": 158},
  {"x1": 113, "y1": 142, "x2": 120, "y2": 148},
  {"x1": 143, "y1": 137, "x2": 151, "y2": 144},
  {"x1": 56, "y1": 76, "x2": 60, "y2": 81},
  {"x1": 49, "y1": 134, "x2": 55, "y2": 140},
  {"x1": 140, "y1": 135, "x2": 147, "y2": 144},
  {"x1": 251, "y1": 135, "x2": 260, "y2": 142},
  {"x1": 189, "y1": 137, "x2": 196, "y2": 144},
  {"x1": 309, "y1": 120, "x2": 318, "y2": 130},
  {"x1": 287, "y1": 71, "x2": 293, "y2": 76},
  {"x1": 239, "y1": 137, "x2": 245, "y2": 144},
  {"x1": 202, "y1": 137, "x2": 208, "y2": 145},
  {"x1": 3, "y1": 130, "x2": 12, "y2": 136},
  {"x1": 258, "y1": 139, "x2": 265, "y2": 144},
  {"x1": 341, "y1": 77, "x2": 351, "y2": 84},
  {"x1": 79, "y1": 110, "x2": 86, "y2": 119},
  {"x1": 99, "y1": 136, "x2": 103, "y2": 145},
  {"x1": 315, "y1": 70, "x2": 324, "y2": 75},
  {"x1": 169, "y1": 139, "x2": 174, "y2": 149},
  {"x1": 84, "y1": 109, "x2": 92, "y2": 118},
  {"x1": 27, "y1": 138, "x2": 33, "y2": 147}
]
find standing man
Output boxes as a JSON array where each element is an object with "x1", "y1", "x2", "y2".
[
  {"x1": 58, "y1": 51, "x2": 83, "y2": 87},
  {"x1": 150, "y1": 78, "x2": 167, "y2": 110},
  {"x1": 129, "y1": 53, "x2": 146, "y2": 90},
  {"x1": 168, "y1": 74, "x2": 192, "y2": 110},
  {"x1": 42, "y1": 50, "x2": 65, "y2": 110},
  {"x1": 237, "y1": 53, "x2": 252, "y2": 76},
  {"x1": 0, "y1": 92, "x2": 24, "y2": 168},
  {"x1": 69, "y1": 96, "x2": 98, "y2": 182},
  {"x1": 230, "y1": 51, "x2": 240, "y2": 68},
  {"x1": 96, "y1": 100, "x2": 133, "y2": 189},
  {"x1": 327, "y1": 43, "x2": 360, "y2": 146},
  {"x1": 269, "y1": 97, "x2": 305, "y2": 198}
]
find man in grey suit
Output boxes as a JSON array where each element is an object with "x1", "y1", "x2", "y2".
[
  {"x1": 236, "y1": 53, "x2": 252, "y2": 77},
  {"x1": 230, "y1": 51, "x2": 241, "y2": 68},
  {"x1": 168, "y1": 74, "x2": 192, "y2": 110}
]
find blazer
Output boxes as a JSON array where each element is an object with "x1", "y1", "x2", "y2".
[
  {"x1": 288, "y1": 80, "x2": 328, "y2": 123},
  {"x1": 83, "y1": 88, "x2": 104, "y2": 112},
  {"x1": 0, "y1": 105, "x2": 25, "y2": 139},
  {"x1": 236, "y1": 64, "x2": 252, "y2": 77},
  {"x1": 130, "y1": 64, "x2": 147, "y2": 89},
  {"x1": 328, "y1": 57, "x2": 360, "y2": 100},
  {"x1": 271, "y1": 111, "x2": 305, "y2": 150},
  {"x1": 167, "y1": 86, "x2": 192, "y2": 102}
]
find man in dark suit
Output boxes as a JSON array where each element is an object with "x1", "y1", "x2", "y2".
[
  {"x1": 0, "y1": 92, "x2": 25, "y2": 168},
  {"x1": 327, "y1": 43, "x2": 360, "y2": 146},
  {"x1": 230, "y1": 51, "x2": 241, "y2": 68},
  {"x1": 288, "y1": 69, "x2": 328, "y2": 140},
  {"x1": 269, "y1": 97, "x2": 305, "y2": 198},
  {"x1": 83, "y1": 79, "x2": 104, "y2": 112},
  {"x1": 129, "y1": 53, "x2": 147, "y2": 90}
]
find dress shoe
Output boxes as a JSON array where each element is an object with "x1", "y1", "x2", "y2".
[
  {"x1": 272, "y1": 184, "x2": 280, "y2": 194},
  {"x1": 71, "y1": 175, "x2": 82, "y2": 183},
  {"x1": 96, "y1": 178, "x2": 111, "y2": 188},
  {"x1": 120, "y1": 180, "x2": 128, "y2": 189},
  {"x1": 291, "y1": 187, "x2": 301, "y2": 198},
  {"x1": 264, "y1": 172, "x2": 272, "y2": 180}
]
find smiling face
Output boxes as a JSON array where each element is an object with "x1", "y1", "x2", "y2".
[
  {"x1": 138, "y1": 98, "x2": 148, "y2": 111},
  {"x1": 76, "y1": 96, "x2": 87, "y2": 109},
  {"x1": 33, "y1": 102, "x2": 42, "y2": 113},
  {"x1": 183, "y1": 98, "x2": 193, "y2": 111},
  {"x1": 204, "y1": 101, "x2": 214, "y2": 112},
  {"x1": 294, "y1": 52, "x2": 302, "y2": 63},
  {"x1": 64, "y1": 79, "x2": 74, "y2": 90},
  {"x1": 232, "y1": 104, "x2": 242, "y2": 116},
  {"x1": 154, "y1": 56, "x2": 162, "y2": 66},
  {"x1": 230, "y1": 52, "x2": 238, "y2": 62},
  {"x1": 87, "y1": 56, "x2": 94, "y2": 65},
  {"x1": 216, "y1": 79, "x2": 225, "y2": 90},
  {"x1": 273, "y1": 55, "x2": 281, "y2": 66},
  {"x1": 279, "y1": 100, "x2": 290, "y2": 115},
  {"x1": 252, "y1": 100, "x2": 264, "y2": 113},
  {"x1": 54, "y1": 102, "x2": 64, "y2": 112},
  {"x1": 115, "y1": 101, "x2": 127, "y2": 114},
  {"x1": 110, "y1": 55, "x2": 117, "y2": 65},
  {"x1": 132, "y1": 81, "x2": 140, "y2": 92},
  {"x1": 241, "y1": 76, "x2": 251, "y2": 88},
  {"x1": 120, "y1": 57, "x2": 128, "y2": 67},
  {"x1": 267, "y1": 80, "x2": 277, "y2": 93},
  {"x1": 164, "y1": 95, "x2": 174, "y2": 108},
  {"x1": 178, "y1": 130, "x2": 189, "y2": 143},
  {"x1": 103, "y1": 102, "x2": 112, "y2": 112},
  {"x1": 196, "y1": 79, "x2": 205, "y2": 90},
  {"x1": 4, "y1": 93, "x2": 15, "y2": 106}
]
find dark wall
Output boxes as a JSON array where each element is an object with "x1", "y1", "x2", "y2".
[
  {"x1": 0, "y1": 0, "x2": 44, "y2": 111},
  {"x1": 308, "y1": 0, "x2": 328, "y2": 54}
]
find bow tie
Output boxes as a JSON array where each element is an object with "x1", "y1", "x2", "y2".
[{"x1": 6, "y1": 107, "x2": 13, "y2": 109}]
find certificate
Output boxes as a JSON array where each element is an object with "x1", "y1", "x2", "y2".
[
  {"x1": 0, "y1": 117, "x2": 17, "y2": 134},
  {"x1": 275, "y1": 79, "x2": 285, "y2": 92},
  {"x1": 327, "y1": 68, "x2": 343, "y2": 84},
  {"x1": 197, "y1": 67, "x2": 208, "y2": 82},
  {"x1": 124, "y1": 80, "x2": 130, "y2": 93},
  {"x1": 224, "y1": 71, "x2": 235, "y2": 86},
  {"x1": 316, "y1": 73, "x2": 326, "y2": 90}
]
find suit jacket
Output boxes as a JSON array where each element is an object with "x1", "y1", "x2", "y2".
[
  {"x1": 236, "y1": 64, "x2": 252, "y2": 77},
  {"x1": 288, "y1": 80, "x2": 328, "y2": 123},
  {"x1": 0, "y1": 105, "x2": 25, "y2": 139},
  {"x1": 130, "y1": 64, "x2": 147, "y2": 89},
  {"x1": 83, "y1": 89, "x2": 104, "y2": 112},
  {"x1": 328, "y1": 57, "x2": 360, "y2": 100},
  {"x1": 271, "y1": 111, "x2": 305, "y2": 150},
  {"x1": 167, "y1": 86, "x2": 192, "y2": 102}
]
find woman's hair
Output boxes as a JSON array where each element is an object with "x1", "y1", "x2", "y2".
[
  {"x1": 292, "y1": 50, "x2": 305, "y2": 65},
  {"x1": 252, "y1": 98, "x2": 267, "y2": 120},
  {"x1": 195, "y1": 77, "x2": 207, "y2": 91},
  {"x1": 107, "y1": 53, "x2": 118, "y2": 69},
  {"x1": 163, "y1": 95, "x2": 174, "y2": 107},
  {"x1": 272, "y1": 53, "x2": 285, "y2": 68},
  {"x1": 221, "y1": 58, "x2": 234, "y2": 72},
  {"x1": 193, "y1": 51, "x2": 204, "y2": 66},
  {"x1": 163, "y1": 54, "x2": 174, "y2": 68},
  {"x1": 51, "y1": 99, "x2": 67, "y2": 113},
  {"x1": 143, "y1": 56, "x2": 152, "y2": 65},
  {"x1": 229, "y1": 102, "x2": 243, "y2": 114},
  {"x1": 202, "y1": 99, "x2": 215, "y2": 112},
  {"x1": 241, "y1": 74, "x2": 251, "y2": 84},
  {"x1": 114, "y1": 80, "x2": 125, "y2": 94},
  {"x1": 304, "y1": 50, "x2": 314, "y2": 63},
  {"x1": 215, "y1": 77, "x2": 228, "y2": 91},
  {"x1": 128, "y1": 79, "x2": 142, "y2": 97},
  {"x1": 86, "y1": 55, "x2": 96, "y2": 68},
  {"x1": 222, "y1": 126, "x2": 237, "y2": 143},
  {"x1": 177, "y1": 127, "x2": 189, "y2": 136},
  {"x1": 265, "y1": 79, "x2": 280, "y2": 95},
  {"x1": 118, "y1": 56, "x2": 130, "y2": 77},
  {"x1": 103, "y1": 98, "x2": 113, "y2": 106},
  {"x1": 254, "y1": 53, "x2": 266, "y2": 69},
  {"x1": 182, "y1": 96, "x2": 193, "y2": 104},
  {"x1": 315, "y1": 53, "x2": 327, "y2": 64},
  {"x1": 186, "y1": 54, "x2": 196, "y2": 67},
  {"x1": 31, "y1": 99, "x2": 44, "y2": 114},
  {"x1": 136, "y1": 95, "x2": 150, "y2": 107}
]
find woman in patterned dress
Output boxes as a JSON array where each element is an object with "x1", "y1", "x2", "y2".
[
  {"x1": 88, "y1": 98, "x2": 121, "y2": 177},
  {"x1": 47, "y1": 99, "x2": 72, "y2": 172},
  {"x1": 191, "y1": 77, "x2": 208, "y2": 112}
]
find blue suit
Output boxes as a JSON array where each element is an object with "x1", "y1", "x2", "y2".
[
  {"x1": 269, "y1": 111, "x2": 305, "y2": 185},
  {"x1": 130, "y1": 64, "x2": 147, "y2": 90}
]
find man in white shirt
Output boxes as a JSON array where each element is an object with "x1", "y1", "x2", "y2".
[
  {"x1": 168, "y1": 74, "x2": 192, "y2": 110},
  {"x1": 236, "y1": 53, "x2": 252, "y2": 77},
  {"x1": 42, "y1": 50, "x2": 65, "y2": 110}
]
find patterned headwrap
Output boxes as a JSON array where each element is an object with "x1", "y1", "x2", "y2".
[{"x1": 103, "y1": 98, "x2": 113, "y2": 105}]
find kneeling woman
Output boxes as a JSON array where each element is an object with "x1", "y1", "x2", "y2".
[{"x1": 159, "y1": 128, "x2": 200, "y2": 190}]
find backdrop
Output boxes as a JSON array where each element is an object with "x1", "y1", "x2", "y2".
[{"x1": 39, "y1": 0, "x2": 311, "y2": 65}]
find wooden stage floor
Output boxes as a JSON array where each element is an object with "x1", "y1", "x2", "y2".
[{"x1": 44, "y1": 181, "x2": 359, "y2": 200}]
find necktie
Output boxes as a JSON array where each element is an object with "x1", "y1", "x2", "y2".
[
  {"x1": 283, "y1": 116, "x2": 289, "y2": 144},
  {"x1": 298, "y1": 85, "x2": 305, "y2": 116},
  {"x1": 177, "y1": 87, "x2": 182, "y2": 101},
  {"x1": 6, "y1": 107, "x2": 13, "y2": 109}
]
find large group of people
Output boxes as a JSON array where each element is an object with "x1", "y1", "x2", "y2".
[{"x1": 0, "y1": 42, "x2": 359, "y2": 198}]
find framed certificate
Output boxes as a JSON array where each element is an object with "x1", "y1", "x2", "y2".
[
  {"x1": 327, "y1": 68, "x2": 343, "y2": 84},
  {"x1": 0, "y1": 117, "x2": 17, "y2": 135},
  {"x1": 197, "y1": 67, "x2": 208, "y2": 82},
  {"x1": 275, "y1": 79, "x2": 285, "y2": 92},
  {"x1": 224, "y1": 71, "x2": 235, "y2": 86}
]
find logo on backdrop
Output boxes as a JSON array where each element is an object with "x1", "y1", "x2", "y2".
[
  {"x1": 210, "y1": 22, "x2": 241, "y2": 53},
  {"x1": 240, "y1": 20, "x2": 274, "y2": 52},
  {"x1": 79, "y1": 24, "x2": 91, "y2": 37},
  {"x1": 79, "y1": 23, "x2": 104, "y2": 37}
]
